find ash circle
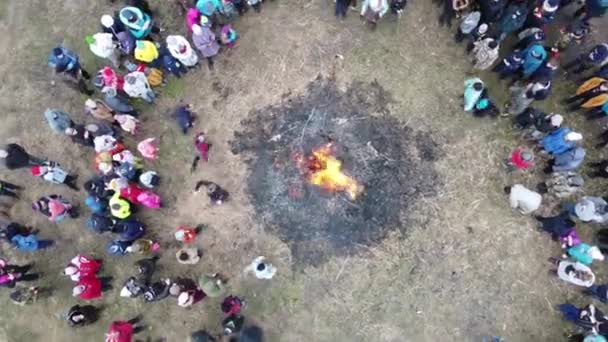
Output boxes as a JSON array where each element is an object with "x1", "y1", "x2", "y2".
[{"x1": 231, "y1": 77, "x2": 442, "y2": 265}]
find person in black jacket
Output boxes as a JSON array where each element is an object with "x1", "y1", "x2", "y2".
[
  {"x1": 0, "y1": 181, "x2": 22, "y2": 199},
  {"x1": 0, "y1": 144, "x2": 45, "y2": 170},
  {"x1": 66, "y1": 305, "x2": 100, "y2": 327}
]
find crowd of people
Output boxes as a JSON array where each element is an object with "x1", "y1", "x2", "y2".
[
  {"x1": 1, "y1": 0, "x2": 607, "y2": 340},
  {"x1": 0, "y1": 0, "x2": 280, "y2": 341},
  {"x1": 452, "y1": 0, "x2": 608, "y2": 340}
]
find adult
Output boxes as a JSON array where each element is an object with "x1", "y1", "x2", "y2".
[
  {"x1": 65, "y1": 124, "x2": 96, "y2": 148},
  {"x1": 245, "y1": 256, "x2": 277, "y2": 280},
  {"x1": 191, "y1": 23, "x2": 220, "y2": 70},
  {"x1": 0, "y1": 144, "x2": 45, "y2": 170},
  {"x1": 551, "y1": 259, "x2": 595, "y2": 287},
  {"x1": 134, "y1": 40, "x2": 159, "y2": 64},
  {"x1": 521, "y1": 43, "x2": 547, "y2": 78},
  {"x1": 194, "y1": 181, "x2": 229, "y2": 205},
  {"x1": 0, "y1": 259, "x2": 39, "y2": 288},
  {"x1": 564, "y1": 44, "x2": 608, "y2": 75},
  {"x1": 47, "y1": 45, "x2": 93, "y2": 95},
  {"x1": 574, "y1": 0, "x2": 608, "y2": 22},
  {"x1": 542, "y1": 171, "x2": 584, "y2": 197},
  {"x1": 479, "y1": 0, "x2": 506, "y2": 23},
  {"x1": 567, "y1": 243, "x2": 604, "y2": 266},
  {"x1": 85, "y1": 99, "x2": 115, "y2": 121},
  {"x1": 110, "y1": 193, "x2": 132, "y2": 220},
  {"x1": 541, "y1": 129, "x2": 582, "y2": 155},
  {"x1": 166, "y1": 35, "x2": 199, "y2": 68},
  {"x1": 565, "y1": 196, "x2": 608, "y2": 223},
  {"x1": 471, "y1": 38, "x2": 500, "y2": 70},
  {"x1": 176, "y1": 248, "x2": 201, "y2": 265},
  {"x1": 496, "y1": 1, "x2": 529, "y2": 41},
  {"x1": 504, "y1": 184, "x2": 542, "y2": 215},
  {"x1": 565, "y1": 78, "x2": 608, "y2": 111},
  {"x1": 0, "y1": 181, "x2": 21, "y2": 199},
  {"x1": 31, "y1": 162, "x2": 79, "y2": 191},
  {"x1": 199, "y1": 274, "x2": 226, "y2": 298},
  {"x1": 44, "y1": 109, "x2": 73, "y2": 134},
  {"x1": 100, "y1": 14, "x2": 126, "y2": 38},
  {"x1": 86, "y1": 33, "x2": 120, "y2": 67},
  {"x1": 119, "y1": 6, "x2": 155, "y2": 39},
  {"x1": 73, "y1": 275, "x2": 104, "y2": 300},
  {"x1": 360, "y1": 0, "x2": 389, "y2": 28},
  {"x1": 336, "y1": 0, "x2": 354, "y2": 18},
  {"x1": 143, "y1": 278, "x2": 171, "y2": 302},
  {"x1": 505, "y1": 84, "x2": 535, "y2": 116},
  {"x1": 66, "y1": 305, "x2": 99, "y2": 327},
  {"x1": 535, "y1": 211, "x2": 575, "y2": 240},
  {"x1": 32, "y1": 194, "x2": 78, "y2": 222},
  {"x1": 123, "y1": 71, "x2": 155, "y2": 103},
  {"x1": 493, "y1": 50, "x2": 524, "y2": 79},
  {"x1": 106, "y1": 316, "x2": 145, "y2": 342},
  {"x1": 173, "y1": 105, "x2": 194, "y2": 134},
  {"x1": 588, "y1": 160, "x2": 608, "y2": 178}
]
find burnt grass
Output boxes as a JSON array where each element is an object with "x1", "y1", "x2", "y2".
[{"x1": 231, "y1": 76, "x2": 442, "y2": 265}]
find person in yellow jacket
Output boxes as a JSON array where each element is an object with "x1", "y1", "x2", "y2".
[
  {"x1": 134, "y1": 40, "x2": 158, "y2": 63},
  {"x1": 109, "y1": 192, "x2": 131, "y2": 219},
  {"x1": 565, "y1": 77, "x2": 608, "y2": 111}
]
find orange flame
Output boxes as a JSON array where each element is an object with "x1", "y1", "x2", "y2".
[{"x1": 297, "y1": 143, "x2": 362, "y2": 200}]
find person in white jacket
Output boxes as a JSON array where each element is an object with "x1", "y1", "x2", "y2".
[
  {"x1": 166, "y1": 35, "x2": 198, "y2": 68},
  {"x1": 551, "y1": 259, "x2": 595, "y2": 287},
  {"x1": 123, "y1": 71, "x2": 155, "y2": 103},
  {"x1": 505, "y1": 184, "x2": 542, "y2": 214},
  {"x1": 360, "y1": 0, "x2": 388, "y2": 27},
  {"x1": 244, "y1": 256, "x2": 277, "y2": 280},
  {"x1": 85, "y1": 33, "x2": 119, "y2": 67}
]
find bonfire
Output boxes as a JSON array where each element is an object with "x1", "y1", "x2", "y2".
[{"x1": 296, "y1": 143, "x2": 362, "y2": 200}]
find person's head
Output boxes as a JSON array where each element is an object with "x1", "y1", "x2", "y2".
[
  {"x1": 0, "y1": 149, "x2": 7, "y2": 159},
  {"x1": 550, "y1": 114, "x2": 563, "y2": 127},
  {"x1": 72, "y1": 285, "x2": 85, "y2": 296},
  {"x1": 589, "y1": 246, "x2": 605, "y2": 261},
  {"x1": 600, "y1": 82, "x2": 608, "y2": 91},
  {"x1": 64, "y1": 266, "x2": 78, "y2": 276},
  {"x1": 473, "y1": 82, "x2": 483, "y2": 92},
  {"x1": 488, "y1": 40, "x2": 498, "y2": 50},
  {"x1": 65, "y1": 127, "x2": 77, "y2": 136},
  {"x1": 100, "y1": 14, "x2": 114, "y2": 28},
  {"x1": 53, "y1": 47, "x2": 64, "y2": 59},
  {"x1": 256, "y1": 263, "x2": 266, "y2": 271},
  {"x1": 178, "y1": 251, "x2": 190, "y2": 261},
  {"x1": 503, "y1": 186, "x2": 512, "y2": 195}
]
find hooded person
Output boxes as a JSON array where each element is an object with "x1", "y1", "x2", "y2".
[
  {"x1": 98, "y1": 67, "x2": 124, "y2": 94},
  {"x1": 541, "y1": 129, "x2": 582, "y2": 155},
  {"x1": 64, "y1": 254, "x2": 103, "y2": 282},
  {"x1": 139, "y1": 171, "x2": 159, "y2": 188},
  {"x1": 137, "y1": 138, "x2": 158, "y2": 160},
  {"x1": 571, "y1": 196, "x2": 608, "y2": 223},
  {"x1": 114, "y1": 218, "x2": 146, "y2": 242},
  {"x1": 245, "y1": 256, "x2": 277, "y2": 280},
  {"x1": 85, "y1": 99, "x2": 115, "y2": 121},
  {"x1": 191, "y1": 22, "x2": 219, "y2": 70},
  {"x1": 33, "y1": 194, "x2": 77, "y2": 222},
  {"x1": 568, "y1": 243, "x2": 605, "y2": 266},
  {"x1": 496, "y1": 2, "x2": 529, "y2": 41},
  {"x1": 173, "y1": 105, "x2": 195, "y2": 134},
  {"x1": 134, "y1": 40, "x2": 159, "y2": 64},
  {"x1": 471, "y1": 38, "x2": 500, "y2": 70},
  {"x1": 360, "y1": 0, "x2": 389, "y2": 27},
  {"x1": 73, "y1": 275, "x2": 103, "y2": 300},
  {"x1": 554, "y1": 260, "x2": 595, "y2": 287},
  {"x1": 564, "y1": 43, "x2": 608, "y2": 75},
  {"x1": 114, "y1": 114, "x2": 139, "y2": 135},
  {"x1": 123, "y1": 71, "x2": 155, "y2": 103},
  {"x1": 0, "y1": 144, "x2": 45, "y2": 170},
  {"x1": 31, "y1": 161, "x2": 79, "y2": 191},
  {"x1": 166, "y1": 35, "x2": 199, "y2": 68},
  {"x1": 66, "y1": 304, "x2": 100, "y2": 327},
  {"x1": 119, "y1": 6, "x2": 154, "y2": 39},
  {"x1": 143, "y1": 278, "x2": 171, "y2": 302},
  {"x1": 456, "y1": 11, "x2": 480, "y2": 42},
  {"x1": 464, "y1": 78, "x2": 484, "y2": 112},
  {"x1": 186, "y1": 8, "x2": 201, "y2": 32},
  {"x1": 87, "y1": 213, "x2": 116, "y2": 234},
  {"x1": 106, "y1": 240, "x2": 132, "y2": 256},
  {"x1": 194, "y1": 181, "x2": 229, "y2": 204},
  {"x1": 506, "y1": 84, "x2": 535, "y2": 116},
  {"x1": 479, "y1": 0, "x2": 506, "y2": 22},
  {"x1": 64, "y1": 124, "x2": 96, "y2": 148},
  {"x1": 86, "y1": 33, "x2": 119, "y2": 67},
  {"x1": 199, "y1": 274, "x2": 226, "y2": 298},
  {"x1": 505, "y1": 184, "x2": 542, "y2": 215},
  {"x1": 550, "y1": 147, "x2": 586, "y2": 173},
  {"x1": 44, "y1": 109, "x2": 74, "y2": 134},
  {"x1": 521, "y1": 44, "x2": 547, "y2": 77},
  {"x1": 176, "y1": 248, "x2": 201, "y2": 265},
  {"x1": 493, "y1": 49, "x2": 524, "y2": 79}
]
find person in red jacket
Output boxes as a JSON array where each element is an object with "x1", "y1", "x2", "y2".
[
  {"x1": 505, "y1": 148, "x2": 534, "y2": 172},
  {"x1": 191, "y1": 133, "x2": 211, "y2": 173},
  {"x1": 73, "y1": 275, "x2": 112, "y2": 300},
  {"x1": 63, "y1": 254, "x2": 103, "y2": 282},
  {"x1": 106, "y1": 316, "x2": 145, "y2": 342}
]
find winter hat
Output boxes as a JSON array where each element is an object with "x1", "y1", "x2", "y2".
[
  {"x1": 53, "y1": 47, "x2": 64, "y2": 57},
  {"x1": 64, "y1": 266, "x2": 78, "y2": 276},
  {"x1": 85, "y1": 35, "x2": 96, "y2": 46},
  {"x1": 178, "y1": 292, "x2": 193, "y2": 306},
  {"x1": 477, "y1": 23, "x2": 488, "y2": 35},
  {"x1": 200, "y1": 15, "x2": 210, "y2": 26},
  {"x1": 565, "y1": 132, "x2": 583, "y2": 141},
  {"x1": 589, "y1": 246, "x2": 605, "y2": 261},
  {"x1": 101, "y1": 14, "x2": 114, "y2": 28},
  {"x1": 30, "y1": 165, "x2": 43, "y2": 176},
  {"x1": 72, "y1": 285, "x2": 85, "y2": 296},
  {"x1": 85, "y1": 99, "x2": 97, "y2": 109},
  {"x1": 192, "y1": 24, "x2": 203, "y2": 36},
  {"x1": 169, "y1": 283, "x2": 181, "y2": 296},
  {"x1": 550, "y1": 114, "x2": 563, "y2": 127}
]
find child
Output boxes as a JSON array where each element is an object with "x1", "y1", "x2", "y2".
[
  {"x1": 219, "y1": 25, "x2": 238, "y2": 48},
  {"x1": 114, "y1": 114, "x2": 139, "y2": 135},
  {"x1": 173, "y1": 105, "x2": 195, "y2": 134},
  {"x1": 174, "y1": 225, "x2": 202, "y2": 243},
  {"x1": 505, "y1": 148, "x2": 534, "y2": 172},
  {"x1": 247, "y1": 0, "x2": 262, "y2": 12},
  {"x1": 195, "y1": 180, "x2": 229, "y2": 205},
  {"x1": 473, "y1": 92, "x2": 499, "y2": 117},
  {"x1": 244, "y1": 256, "x2": 277, "y2": 280},
  {"x1": 191, "y1": 133, "x2": 211, "y2": 172},
  {"x1": 221, "y1": 295, "x2": 245, "y2": 316},
  {"x1": 31, "y1": 162, "x2": 79, "y2": 191},
  {"x1": 464, "y1": 78, "x2": 484, "y2": 112},
  {"x1": 137, "y1": 138, "x2": 158, "y2": 160},
  {"x1": 139, "y1": 171, "x2": 159, "y2": 189}
]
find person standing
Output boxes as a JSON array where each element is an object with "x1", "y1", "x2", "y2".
[
  {"x1": 245, "y1": 256, "x2": 277, "y2": 280},
  {"x1": 85, "y1": 33, "x2": 120, "y2": 67},
  {"x1": 471, "y1": 38, "x2": 500, "y2": 70},
  {"x1": 564, "y1": 43, "x2": 608, "y2": 75},
  {"x1": 47, "y1": 45, "x2": 93, "y2": 95},
  {"x1": 191, "y1": 22, "x2": 220, "y2": 71},
  {"x1": 336, "y1": 0, "x2": 353, "y2": 18}
]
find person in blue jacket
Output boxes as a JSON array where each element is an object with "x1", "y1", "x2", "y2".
[
  {"x1": 541, "y1": 128, "x2": 583, "y2": 155},
  {"x1": 521, "y1": 44, "x2": 547, "y2": 77}
]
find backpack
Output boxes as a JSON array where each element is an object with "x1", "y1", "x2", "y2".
[
  {"x1": 115, "y1": 219, "x2": 146, "y2": 242},
  {"x1": 87, "y1": 214, "x2": 115, "y2": 234}
]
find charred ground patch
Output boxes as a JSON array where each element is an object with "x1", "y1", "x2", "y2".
[{"x1": 231, "y1": 77, "x2": 442, "y2": 265}]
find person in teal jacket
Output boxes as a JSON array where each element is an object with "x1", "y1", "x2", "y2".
[
  {"x1": 567, "y1": 243, "x2": 604, "y2": 265},
  {"x1": 197, "y1": 0, "x2": 223, "y2": 17},
  {"x1": 521, "y1": 44, "x2": 547, "y2": 77},
  {"x1": 464, "y1": 78, "x2": 484, "y2": 112}
]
